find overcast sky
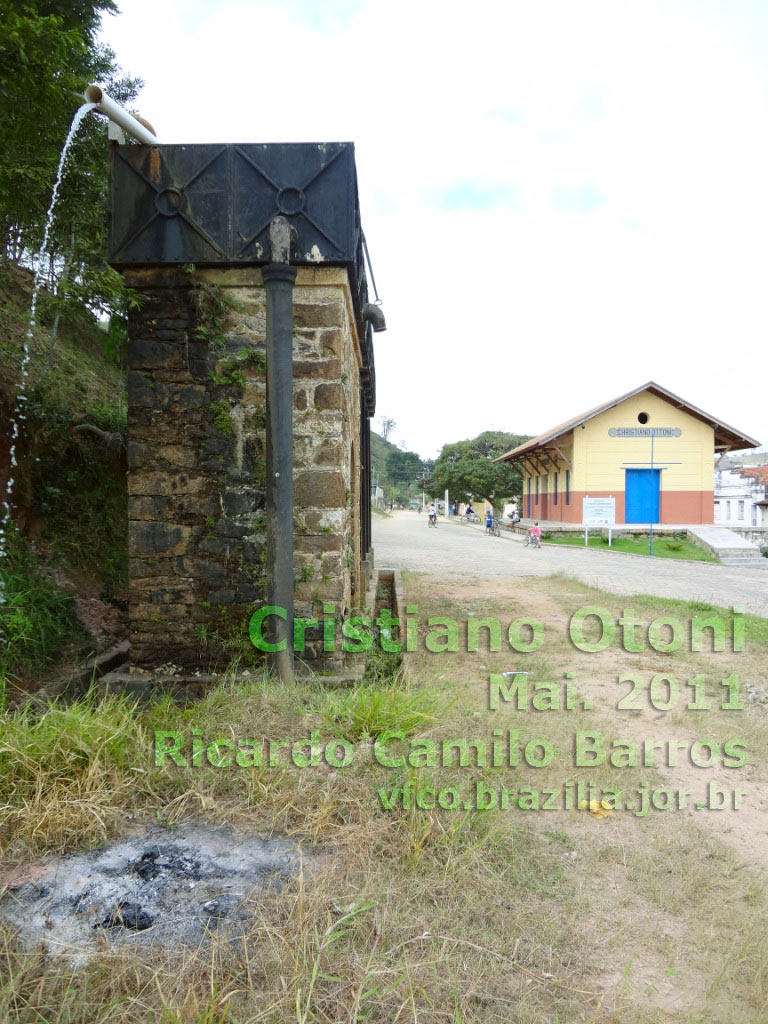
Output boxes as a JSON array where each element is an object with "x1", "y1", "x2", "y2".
[{"x1": 99, "y1": 0, "x2": 768, "y2": 458}]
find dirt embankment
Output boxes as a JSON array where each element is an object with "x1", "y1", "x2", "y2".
[{"x1": 1, "y1": 262, "x2": 128, "y2": 693}]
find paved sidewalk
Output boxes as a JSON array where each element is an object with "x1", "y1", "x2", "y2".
[
  {"x1": 374, "y1": 512, "x2": 768, "y2": 616},
  {"x1": 687, "y1": 525, "x2": 768, "y2": 568},
  {"x1": 689, "y1": 525, "x2": 760, "y2": 550}
]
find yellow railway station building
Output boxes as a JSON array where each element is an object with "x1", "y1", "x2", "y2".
[{"x1": 496, "y1": 382, "x2": 759, "y2": 525}]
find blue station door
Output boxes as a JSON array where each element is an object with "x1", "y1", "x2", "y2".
[{"x1": 625, "y1": 469, "x2": 660, "y2": 523}]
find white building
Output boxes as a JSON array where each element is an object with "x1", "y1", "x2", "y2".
[{"x1": 714, "y1": 460, "x2": 768, "y2": 527}]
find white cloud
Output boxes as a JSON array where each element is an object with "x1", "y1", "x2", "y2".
[{"x1": 100, "y1": 0, "x2": 768, "y2": 455}]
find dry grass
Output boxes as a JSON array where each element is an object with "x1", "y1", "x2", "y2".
[{"x1": 1, "y1": 575, "x2": 767, "y2": 1022}]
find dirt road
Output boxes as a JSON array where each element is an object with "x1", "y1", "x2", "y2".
[
  {"x1": 389, "y1": 521, "x2": 768, "y2": 1019},
  {"x1": 374, "y1": 511, "x2": 768, "y2": 615}
]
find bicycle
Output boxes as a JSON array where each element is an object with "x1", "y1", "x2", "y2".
[
  {"x1": 461, "y1": 513, "x2": 480, "y2": 524},
  {"x1": 428, "y1": 514, "x2": 438, "y2": 528},
  {"x1": 491, "y1": 521, "x2": 501, "y2": 537}
]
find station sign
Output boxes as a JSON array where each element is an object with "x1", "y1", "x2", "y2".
[{"x1": 608, "y1": 427, "x2": 682, "y2": 437}]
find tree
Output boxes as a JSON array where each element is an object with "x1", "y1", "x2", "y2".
[
  {"x1": 385, "y1": 448, "x2": 422, "y2": 489},
  {"x1": 429, "y1": 430, "x2": 531, "y2": 510},
  {"x1": 0, "y1": 0, "x2": 142, "y2": 347},
  {"x1": 378, "y1": 416, "x2": 396, "y2": 441}
]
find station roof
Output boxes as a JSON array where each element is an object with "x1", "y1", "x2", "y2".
[{"x1": 494, "y1": 381, "x2": 760, "y2": 469}]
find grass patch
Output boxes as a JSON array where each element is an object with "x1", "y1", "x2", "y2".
[
  {"x1": 544, "y1": 571, "x2": 762, "y2": 635},
  {"x1": 362, "y1": 639, "x2": 403, "y2": 685},
  {"x1": 0, "y1": 528, "x2": 88, "y2": 689},
  {"x1": 2, "y1": 569, "x2": 768, "y2": 1021},
  {"x1": 0, "y1": 262, "x2": 126, "y2": 433},
  {"x1": 0, "y1": 692, "x2": 140, "y2": 799},
  {"x1": 0, "y1": 807, "x2": 596, "y2": 1024},
  {"x1": 542, "y1": 532, "x2": 717, "y2": 561},
  {"x1": 316, "y1": 680, "x2": 442, "y2": 741},
  {"x1": 0, "y1": 689, "x2": 144, "y2": 854},
  {"x1": 613, "y1": 590, "x2": 768, "y2": 651}
]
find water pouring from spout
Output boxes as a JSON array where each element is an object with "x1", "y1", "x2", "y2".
[
  {"x1": 1, "y1": 88, "x2": 158, "y2": 622},
  {"x1": 0, "y1": 102, "x2": 96, "y2": 609}
]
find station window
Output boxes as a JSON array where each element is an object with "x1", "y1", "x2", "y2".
[
  {"x1": 553, "y1": 472, "x2": 558, "y2": 505},
  {"x1": 565, "y1": 470, "x2": 570, "y2": 505},
  {"x1": 637, "y1": 412, "x2": 649, "y2": 424},
  {"x1": 535, "y1": 476, "x2": 539, "y2": 503},
  {"x1": 738, "y1": 500, "x2": 745, "y2": 519}
]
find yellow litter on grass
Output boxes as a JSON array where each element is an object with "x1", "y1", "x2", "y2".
[{"x1": 579, "y1": 799, "x2": 615, "y2": 819}]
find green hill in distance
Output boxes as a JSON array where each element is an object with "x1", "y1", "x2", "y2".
[{"x1": 369, "y1": 431, "x2": 432, "y2": 506}]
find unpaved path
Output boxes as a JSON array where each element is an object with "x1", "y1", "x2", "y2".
[
  {"x1": 379, "y1": 512, "x2": 768, "y2": 869},
  {"x1": 374, "y1": 511, "x2": 768, "y2": 615},
  {"x1": 399, "y1": 561, "x2": 768, "y2": 1020}
]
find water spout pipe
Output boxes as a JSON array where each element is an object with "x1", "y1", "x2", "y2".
[{"x1": 83, "y1": 84, "x2": 159, "y2": 145}]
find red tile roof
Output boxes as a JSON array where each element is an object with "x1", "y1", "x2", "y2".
[{"x1": 738, "y1": 466, "x2": 768, "y2": 486}]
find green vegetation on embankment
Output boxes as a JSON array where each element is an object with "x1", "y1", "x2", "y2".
[
  {"x1": 0, "y1": 261, "x2": 128, "y2": 692},
  {"x1": 0, "y1": 0, "x2": 144, "y2": 691}
]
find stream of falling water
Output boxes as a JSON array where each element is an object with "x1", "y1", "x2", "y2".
[{"x1": 0, "y1": 102, "x2": 95, "y2": 626}]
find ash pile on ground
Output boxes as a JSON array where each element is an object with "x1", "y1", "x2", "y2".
[{"x1": 0, "y1": 825, "x2": 309, "y2": 962}]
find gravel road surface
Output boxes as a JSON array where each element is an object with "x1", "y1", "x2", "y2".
[{"x1": 373, "y1": 512, "x2": 768, "y2": 615}]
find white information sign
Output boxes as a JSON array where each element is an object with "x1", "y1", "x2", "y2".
[{"x1": 582, "y1": 497, "x2": 616, "y2": 526}]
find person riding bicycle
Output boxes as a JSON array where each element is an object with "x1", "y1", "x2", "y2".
[
  {"x1": 428, "y1": 502, "x2": 437, "y2": 526},
  {"x1": 528, "y1": 521, "x2": 542, "y2": 548},
  {"x1": 464, "y1": 502, "x2": 475, "y2": 518}
]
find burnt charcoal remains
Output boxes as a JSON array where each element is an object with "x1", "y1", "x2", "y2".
[{"x1": 0, "y1": 825, "x2": 311, "y2": 963}]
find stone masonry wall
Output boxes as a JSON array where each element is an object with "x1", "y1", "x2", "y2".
[{"x1": 123, "y1": 266, "x2": 362, "y2": 671}]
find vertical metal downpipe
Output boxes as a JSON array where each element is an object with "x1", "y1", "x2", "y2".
[
  {"x1": 360, "y1": 388, "x2": 367, "y2": 561},
  {"x1": 263, "y1": 217, "x2": 297, "y2": 680},
  {"x1": 364, "y1": 407, "x2": 371, "y2": 557}
]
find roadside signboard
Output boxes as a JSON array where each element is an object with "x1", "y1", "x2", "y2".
[
  {"x1": 582, "y1": 496, "x2": 616, "y2": 546},
  {"x1": 582, "y1": 497, "x2": 616, "y2": 525}
]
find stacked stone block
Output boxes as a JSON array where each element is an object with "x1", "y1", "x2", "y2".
[{"x1": 124, "y1": 266, "x2": 362, "y2": 671}]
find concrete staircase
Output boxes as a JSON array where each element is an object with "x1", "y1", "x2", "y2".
[{"x1": 687, "y1": 526, "x2": 768, "y2": 568}]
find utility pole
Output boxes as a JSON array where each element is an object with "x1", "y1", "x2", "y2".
[{"x1": 420, "y1": 468, "x2": 429, "y2": 508}]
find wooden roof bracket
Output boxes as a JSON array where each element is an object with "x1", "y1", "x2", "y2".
[{"x1": 550, "y1": 444, "x2": 572, "y2": 469}]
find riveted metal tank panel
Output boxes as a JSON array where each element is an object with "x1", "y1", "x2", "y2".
[
  {"x1": 109, "y1": 142, "x2": 360, "y2": 267},
  {"x1": 108, "y1": 141, "x2": 375, "y2": 411}
]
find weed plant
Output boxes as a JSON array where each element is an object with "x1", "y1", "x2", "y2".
[
  {"x1": 317, "y1": 679, "x2": 441, "y2": 741},
  {"x1": 0, "y1": 527, "x2": 87, "y2": 687}
]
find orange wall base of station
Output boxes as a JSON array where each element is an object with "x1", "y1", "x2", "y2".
[{"x1": 527, "y1": 490, "x2": 714, "y2": 525}]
